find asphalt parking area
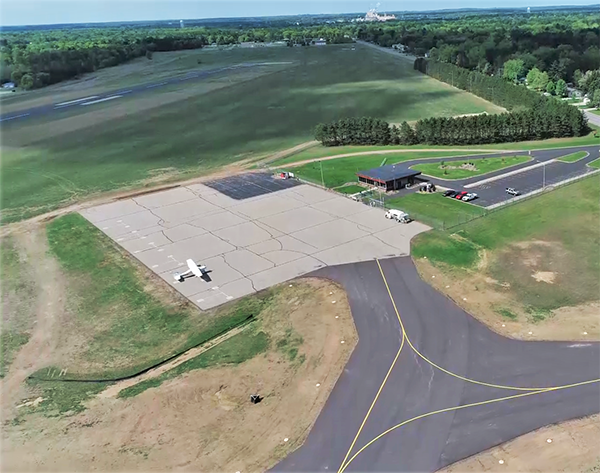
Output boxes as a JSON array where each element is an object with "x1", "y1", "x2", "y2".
[{"x1": 81, "y1": 174, "x2": 429, "y2": 310}]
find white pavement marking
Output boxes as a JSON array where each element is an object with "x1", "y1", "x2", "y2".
[
  {"x1": 81, "y1": 95, "x2": 122, "y2": 106},
  {"x1": 465, "y1": 160, "x2": 556, "y2": 188},
  {"x1": 0, "y1": 112, "x2": 30, "y2": 122},
  {"x1": 55, "y1": 96, "x2": 99, "y2": 106}
]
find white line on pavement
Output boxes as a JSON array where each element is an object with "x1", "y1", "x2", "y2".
[
  {"x1": 0, "y1": 112, "x2": 30, "y2": 122},
  {"x1": 465, "y1": 160, "x2": 556, "y2": 188},
  {"x1": 80, "y1": 95, "x2": 122, "y2": 106},
  {"x1": 55, "y1": 96, "x2": 100, "y2": 107}
]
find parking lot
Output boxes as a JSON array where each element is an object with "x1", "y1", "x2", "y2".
[{"x1": 81, "y1": 173, "x2": 429, "y2": 310}]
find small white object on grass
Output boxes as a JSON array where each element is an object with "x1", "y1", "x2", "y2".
[
  {"x1": 424, "y1": 256, "x2": 427, "y2": 259},
  {"x1": 445, "y1": 285, "x2": 450, "y2": 288},
  {"x1": 335, "y1": 315, "x2": 339, "y2": 319},
  {"x1": 463, "y1": 297, "x2": 467, "y2": 301},
  {"x1": 332, "y1": 301, "x2": 336, "y2": 304},
  {"x1": 432, "y1": 275, "x2": 435, "y2": 278},
  {"x1": 547, "y1": 438, "x2": 552, "y2": 443},
  {"x1": 499, "y1": 460, "x2": 504, "y2": 465},
  {"x1": 329, "y1": 292, "x2": 333, "y2": 295},
  {"x1": 316, "y1": 383, "x2": 321, "y2": 387},
  {"x1": 341, "y1": 340, "x2": 345, "y2": 344},
  {"x1": 289, "y1": 284, "x2": 293, "y2": 287},
  {"x1": 529, "y1": 331, "x2": 533, "y2": 335},
  {"x1": 583, "y1": 331, "x2": 588, "y2": 335},
  {"x1": 284, "y1": 438, "x2": 289, "y2": 442}
]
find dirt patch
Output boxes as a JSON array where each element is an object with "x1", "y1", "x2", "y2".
[
  {"x1": 2, "y1": 278, "x2": 357, "y2": 472},
  {"x1": 439, "y1": 414, "x2": 600, "y2": 472},
  {"x1": 414, "y1": 258, "x2": 599, "y2": 341},
  {"x1": 1, "y1": 227, "x2": 68, "y2": 419},
  {"x1": 531, "y1": 271, "x2": 556, "y2": 283}
]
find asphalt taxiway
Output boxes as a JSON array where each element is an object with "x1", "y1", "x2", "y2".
[{"x1": 273, "y1": 257, "x2": 600, "y2": 472}]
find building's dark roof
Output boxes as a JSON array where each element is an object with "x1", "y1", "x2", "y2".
[{"x1": 356, "y1": 165, "x2": 421, "y2": 182}]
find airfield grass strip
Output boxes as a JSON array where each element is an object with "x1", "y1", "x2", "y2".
[{"x1": 37, "y1": 213, "x2": 274, "y2": 381}]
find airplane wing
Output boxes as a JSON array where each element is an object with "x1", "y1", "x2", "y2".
[{"x1": 187, "y1": 259, "x2": 202, "y2": 278}]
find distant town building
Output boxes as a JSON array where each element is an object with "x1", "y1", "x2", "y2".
[{"x1": 365, "y1": 9, "x2": 396, "y2": 22}]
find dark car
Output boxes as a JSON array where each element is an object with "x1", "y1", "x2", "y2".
[
  {"x1": 443, "y1": 189, "x2": 457, "y2": 197},
  {"x1": 455, "y1": 191, "x2": 468, "y2": 199},
  {"x1": 505, "y1": 187, "x2": 520, "y2": 196}
]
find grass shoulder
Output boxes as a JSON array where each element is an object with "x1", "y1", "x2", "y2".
[
  {"x1": 588, "y1": 157, "x2": 600, "y2": 169},
  {"x1": 411, "y1": 155, "x2": 530, "y2": 180},
  {"x1": 387, "y1": 192, "x2": 486, "y2": 230},
  {"x1": 556, "y1": 151, "x2": 589, "y2": 163}
]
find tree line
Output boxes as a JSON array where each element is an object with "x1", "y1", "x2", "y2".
[{"x1": 0, "y1": 24, "x2": 354, "y2": 89}]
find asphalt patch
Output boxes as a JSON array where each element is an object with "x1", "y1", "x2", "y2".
[{"x1": 204, "y1": 173, "x2": 302, "y2": 200}]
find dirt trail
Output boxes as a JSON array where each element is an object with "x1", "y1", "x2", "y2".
[
  {"x1": 279, "y1": 148, "x2": 514, "y2": 168},
  {"x1": 258, "y1": 140, "x2": 319, "y2": 166},
  {"x1": 98, "y1": 323, "x2": 253, "y2": 398},
  {"x1": 1, "y1": 228, "x2": 66, "y2": 415}
]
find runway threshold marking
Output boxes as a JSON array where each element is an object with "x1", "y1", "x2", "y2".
[{"x1": 336, "y1": 259, "x2": 600, "y2": 472}]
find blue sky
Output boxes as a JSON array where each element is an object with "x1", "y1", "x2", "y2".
[{"x1": 1, "y1": 0, "x2": 595, "y2": 26}]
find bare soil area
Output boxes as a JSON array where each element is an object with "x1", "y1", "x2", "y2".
[
  {"x1": 1, "y1": 228, "x2": 68, "y2": 417},
  {"x1": 415, "y1": 257, "x2": 599, "y2": 341},
  {"x1": 439, "y1": 414, "x2": 600, "y2": 472},
  {"x1": 2, "y1": 278, "x2": 357, "y2": 472}
]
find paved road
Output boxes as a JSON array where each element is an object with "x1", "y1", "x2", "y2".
[
  {"x1": 273, "y1": 257, "x2": 600, "y2": 472},
  {"x1": 0, "y1": 62, "x2": 275, "y2": 123},
  {"x1": 381, "y1": 145, "x2": 599, "y2": 208},
  {"x1": 585, "y1": 110, "x2": 600, "y2": 128}
]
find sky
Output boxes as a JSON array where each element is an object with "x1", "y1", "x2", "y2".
[{"x1": 1, "y1": 0, "x2": 596, "y2": 26}]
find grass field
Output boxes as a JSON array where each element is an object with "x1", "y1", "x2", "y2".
[
  {"x1": 270, "y1": 129, "x2": 600, "y2": 166},
  {"x1": 334, "y1": 184, "x2": 365, "y2": 195},
  {"x1": 557, "y1": 151, "x2": 589, "y2": 163},
  {"x1": 387, "y1": 192, "x2": 487, "y2": 230},
  {"x1": 41, "y1": 213, "x2": 274, "y2": 380},
  {"x1": 411, "y1": 155, "x2": 530, "y2": 179},
  {"x1": 590, "y1": 109, "x2": 600, "y2": 116},
  {"x1": 290, "y1": 151, "x2": 481, "y2": 188},
  {"x1": 412, "y1": 176, "x2": 600, "y2": 314},
  {"x1": 1, "y1": 44, "x2": 504, "y2": 225}
]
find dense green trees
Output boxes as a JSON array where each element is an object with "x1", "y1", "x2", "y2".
[
  {"x1": 503, "y1": 59, "x2": 525, "y2": 83},
  {"x1": 314, "y1": 118, "x2": 391, "y2": 146},
  {"x1": 555, "y1": 79, "x2": 567, "y2": 97}
]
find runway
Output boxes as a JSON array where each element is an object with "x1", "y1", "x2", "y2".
[
  {"x1": 273, "y1": 257, "x2": 600, "y2": 472},
  {"x1": 0, "y1": 62, "x2": 275, "y2": 123}
]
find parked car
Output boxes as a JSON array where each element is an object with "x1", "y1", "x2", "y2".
[
  {"x1": 462, "y1": 192, "x2": 478, "y2": 202},
  {"x1": 443, "y1": 189, "x2": 456, "y2": 197},
  {"x1": 454, "y1": 191, "x2": 468, "y2": 200},
  {"x1": 506, "y1": 187, "x2": 520, "y2": 196}
]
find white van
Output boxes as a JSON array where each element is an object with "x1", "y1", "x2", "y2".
[{"x1": 385, "y1": 209, "x2": 411, "y2": 223}]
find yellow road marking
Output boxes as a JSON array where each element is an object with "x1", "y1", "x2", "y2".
[
  {"x1": 339, "y1": 378, "x2": 600, "y2": 473},
  {"x1": 376, "y1": 259, "x2": 600, "y2": 392},
  {"x1": 337, "y1": 259, "x2": 600, "y2": 472},
  {"x1": 337, "y1": 336, "x2": 405, "y2": 473}
]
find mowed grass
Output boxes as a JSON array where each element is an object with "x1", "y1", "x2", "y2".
[
  {"x1": 42, "y1": 213, "x2": 273, "y2": 380},
  {"x1": 291, "y1": 151, "x2": 481, "y2": 188},
  {"x1": 588, "y1": 157, "x2": 600, "y2": 169},
  {"x1": 334, "y1": 184, "x2": 365, "y2": 195},
  {"x1": 556, "y1": 151, "x2": 589, "y2": 163},
  {"x1": 411, "y1": 156, "x2": 531, "y2": 179},
  {"x1": 387, "y1": 192, "x2": 487, "y2": 230},
  {"x1": 412, "y1": 176, "x2": 600, "y2": 312},
  {"x1": 1, "y1": 44, "x2": 503, "y2": 224}
]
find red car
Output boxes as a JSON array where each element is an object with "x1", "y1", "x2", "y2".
[{"x1": 455, "y1": 191, "x2": 468, "y2": 200}]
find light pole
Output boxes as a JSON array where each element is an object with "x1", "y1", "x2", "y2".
[{"x1": 320, "y1": 161, "x2": 325, "y2": 188}]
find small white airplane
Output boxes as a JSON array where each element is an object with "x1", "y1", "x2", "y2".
[{"x1": 173, "y1": 259, "x2": 209, "y2": 282}]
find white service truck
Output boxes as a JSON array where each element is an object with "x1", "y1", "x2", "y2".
[{"x1": 385, "y1": 209, "x2": 412, "y2": 223}]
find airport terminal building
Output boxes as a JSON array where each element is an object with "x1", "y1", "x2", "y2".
[{"x1": 356, "y1": 165, "x2": 422, "y2": 191}]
